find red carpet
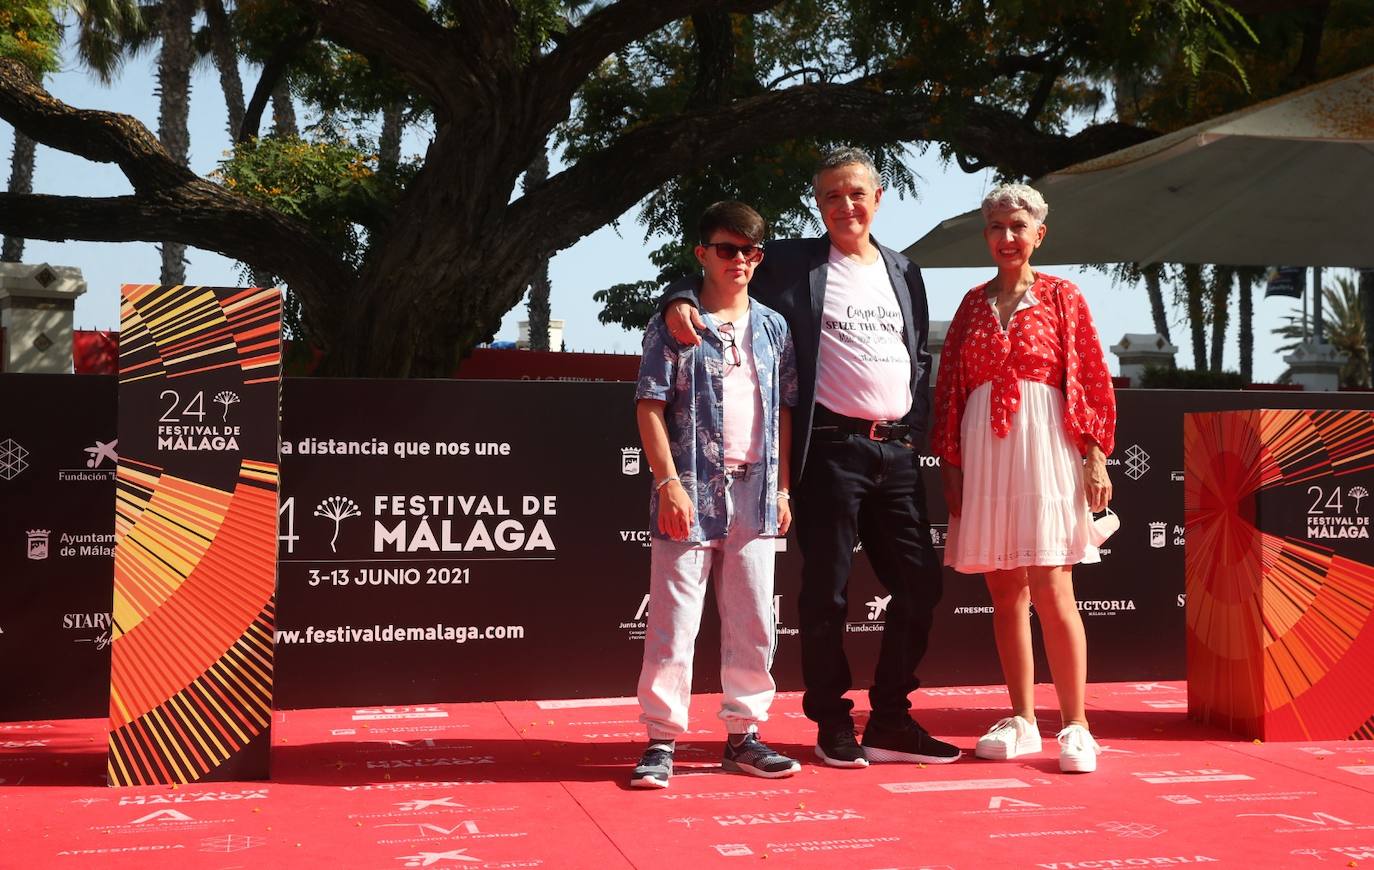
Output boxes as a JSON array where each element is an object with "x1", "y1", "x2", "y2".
[{"x1": 3, "y1": 681, "x2": 1373, "y2": 868}]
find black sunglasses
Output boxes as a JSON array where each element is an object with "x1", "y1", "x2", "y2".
[{"x1": 703, "y1": 242, "x2": 764, "y2": 263}]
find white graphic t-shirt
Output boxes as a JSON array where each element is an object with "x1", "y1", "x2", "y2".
[
  {"x1": 814, "y1": 246, "x2": 913, "y2": 420},
  {"x1": 721, "y1": 315, "x2": 764, "y2": 465}
]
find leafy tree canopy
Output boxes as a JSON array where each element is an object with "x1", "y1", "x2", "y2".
[
  {"x1": 0, "y1": 0, "x2": 63, "y2": 75},
  {"x1": 0, "y1": 0, "x2": 1370, "y2": 376}
]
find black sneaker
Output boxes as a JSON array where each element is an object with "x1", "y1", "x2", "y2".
[
  {"x1": 815, "y1": 724, "x2": 869, "y2": 768},
  {"x1": 862, "y1": 717, "x2": 961, "y2": 764},
  {"x1": 722, "y1": 733, "x2": 801, "y2": 778},
  {"x1": 630, "y1": 742, "x2": 674, "y2": 788}
]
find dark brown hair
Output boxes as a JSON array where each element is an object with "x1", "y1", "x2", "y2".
[{"x1": 699, "y1": 200, "x2": 767, "y2": 245}]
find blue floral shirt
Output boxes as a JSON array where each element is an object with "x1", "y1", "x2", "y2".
[{"x1": 635, "y1": 301, "x2": 798, "y2": 542}]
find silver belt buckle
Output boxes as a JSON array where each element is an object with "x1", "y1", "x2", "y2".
[{"x1": 868, "y1": 421, "x2": 883, "y2": 440}]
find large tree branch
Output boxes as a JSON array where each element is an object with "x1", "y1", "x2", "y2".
[
  {"x1": 690, "y1": 9, "x2": 735, "y2": 107},
  {"x1": 0, "y1": 62, "x2": 355, "y2": 330},
  {"x1": 0, "y1": 189, "x2": 354, "y2": 318},
  {"x1": 292, "y1": 0, "x2": 468, "y2": 115},
  {"x1": 508, "y1": 82, "x2": 1157, "y2": 257},
  {"x1": 0, "y1": 59, "x2": 195, "y2": 192},
  {"x1": 239, "y1": 20, "x2": 317, "y2": 143},
  {"x1": 537, "y1": 0, "x2": 777, "y2": 111}
]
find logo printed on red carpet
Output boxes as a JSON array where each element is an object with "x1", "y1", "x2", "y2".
[
  {"x1": 1160, "y1": 790, "x2": 1315, "y2": 805},
  {"x1": 118, "y1": 788, "x2": 268, "y2": 804},
  {"x1": 1133, "y1": 769, "x2": 1254, "y2": 784},
  {"x1": 757, "y1": 836, "x2": 902, "y2": 854},
  {"x1": 199, "y1": 834, "x2": 263, "y2": 853},
  {"x1": 396, "y1": 797, "x2": 468, "y2": 811},
  {"x1": 1237, "y1": 811, "x2": 1374, "y2": 834},
  {"x1": 709, "y1": 808, "x2": 864, "y2": 826},
  {"x1": 963, "y1": 795, "x2": 1089, "y2": 818},
  {"x1": 662, "y1": 787, "x2": 816, "y2": 801},
  {"x1": 354, "y1": 707, "x2": 451, "y2": 721},
  {"x1": 1035, "y1": 857, "x2": 1219, "y2": 869},
  {"x1": 883, "y1": 778, "x2": 1031, "y2": 793},
  {"x1": 395, "y1": 849, "x2": 542, "y2": 868}
]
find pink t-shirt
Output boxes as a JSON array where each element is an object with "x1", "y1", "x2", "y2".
[
  {"x1": 721, "y1": 315, "x2": 764, "y2": 465},
  {"x1": 815, "y1": 246, "x2": 913, "y2": 420}
]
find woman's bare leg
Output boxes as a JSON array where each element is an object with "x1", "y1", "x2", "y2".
[
  {"x1": 1028, "y1": 565, "x2": 1087, "y2": 727},
  {"x1": 985, "y1": 568, "x2": 1035, "y2": 721}
]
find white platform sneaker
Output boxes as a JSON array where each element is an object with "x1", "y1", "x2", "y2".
[
  {"x1": 1057, "y1": 724, "x2": 1102, "y2": 773},
  {"x1": 974, "y1": 716, "x2": 1042, "y2": 760}
]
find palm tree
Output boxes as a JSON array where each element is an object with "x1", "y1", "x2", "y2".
[
  {"x1": 1208, "y1": 266, "x2": 1233, "y2": 373},
  {"x1": 201, "y1": 0, "x2": 245, "y2": 139},
  {"x1": 1182, "y1": 264, "x2": 1208, "y2": 370},
  {"x1": 1141, "y1": 262, "x2": 1172, "y2": 344},
  {"x1": 70, "y1": 0, "x2": 213, "y2": 285},
  {"x1": 2, "y1": 132, "x2": 36, "y2": 261},
  {"x1": 155, "y1": 0, "x2": 196, "y2": 285},
  {"x1": 1235, "y1": 266, "x2": 1264, "y2": 383},
  {"x1": 1274, "y1": 273, "x2": 1369, "y2": 387},
  {"x1": 2, "y1": 0, "x2": 68, "y2": 262},
  {"x1": 1363, "y1": 269, "x2": 1374, "y2": 379}
]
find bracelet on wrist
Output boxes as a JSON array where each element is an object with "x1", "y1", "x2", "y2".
[
  {"x1": 776, "y1": 490, "x2": 791, "y2": 501},
  {"x1": 655, "y1": 476, "x2": 680, "y2": 492}
]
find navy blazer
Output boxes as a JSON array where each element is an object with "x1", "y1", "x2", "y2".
[{"x1": 664, "y1": 234, "x2": 933, "y2": 480}]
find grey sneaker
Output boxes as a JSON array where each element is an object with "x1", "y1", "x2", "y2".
[
  {"x1": 631, "y1": 742, "x2": 674, "y2": 789},
  {"x1": 722, "y1": 733, "x2": 801, "y2": 778}
]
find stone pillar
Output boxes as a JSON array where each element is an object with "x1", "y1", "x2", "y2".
[
  {"x1": 1283, "y1": 339, "x2": 1345, "y2": 391},
  {"x1": 517, "y1": 318, "x2": 565, "y2": 351},
  {"x1": 1110, "y1": 333, "x2": 1178, "y2": 387},
  {"x1": 0, "y1": 263, "x2": 88, "y2": 374}
]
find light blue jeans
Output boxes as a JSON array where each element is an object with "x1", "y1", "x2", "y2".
[{"x1": 638, "y1": 464, "x2": 778, "y2": 740}]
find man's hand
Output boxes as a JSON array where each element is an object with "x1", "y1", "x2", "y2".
[
  {"x1": 1083, "y1": 447, "x2": 1112, "y2": 513},
  {"x1": 666, "y1": 300, "x2": 706, "y2": 346},
  {"x1": 777, "y1": 494, "x2": 793, "y2": 536},
  {"x1": 659, "y1": 481, "x2": 695, "y2": 541},
  {"x1": 941, "y1": 465, "x2": 963, "y2": 518}
]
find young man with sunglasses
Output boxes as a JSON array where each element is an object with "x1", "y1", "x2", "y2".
[
  {"x1": 630, "y1": 201, "x2": 800, "y2": 788},
  {"x1": 661, "y1": 148, "x2": 960, "y2": 769}
]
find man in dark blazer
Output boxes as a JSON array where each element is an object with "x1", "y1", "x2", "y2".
[{"x1": 663, "y1": 147, "x2": 959, "y2": 767}]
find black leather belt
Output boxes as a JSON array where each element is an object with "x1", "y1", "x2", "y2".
[{"x1": 811, "y1": 405, "x2": 911, "y2": 442}]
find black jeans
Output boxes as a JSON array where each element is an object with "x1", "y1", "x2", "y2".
[{"x1": 794, "y1": 431, "x2": 944, "y2": 730}]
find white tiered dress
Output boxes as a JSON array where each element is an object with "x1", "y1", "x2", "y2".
[{"x1": 943, "y1": 378, "x2": 1099, "y2": 573}]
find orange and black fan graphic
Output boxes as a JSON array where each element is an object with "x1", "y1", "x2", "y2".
[
  {"x1": 1185, "y1": 409, "x2": 1374, "y2": 740},
  {"x1": 108, "y1": 284, "x2": 281, "y2": 784}
]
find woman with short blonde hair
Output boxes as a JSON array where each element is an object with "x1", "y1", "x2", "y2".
[{"x1": 932, "y1": 183, "x2": 1116, "y2": 773}]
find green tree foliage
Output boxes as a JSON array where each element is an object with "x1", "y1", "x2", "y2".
[
  {"x1": 2, "y1": 1, "x2": 1371, "y2": 376},
  {"x1": 0, "y1": 1, "x2": 62, "y2": 74}
]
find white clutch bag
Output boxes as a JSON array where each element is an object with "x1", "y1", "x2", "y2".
[{"x1": 1089, "y1": 507, "x2": 1119, "y2": 546}]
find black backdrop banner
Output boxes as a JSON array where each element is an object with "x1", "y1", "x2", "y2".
[
  {"x1": 0, "y1": 374, "x2": 116, "y2": 721},
  {"x1": 4, "y1": 374, "x2": 1373, "y2": 718}
]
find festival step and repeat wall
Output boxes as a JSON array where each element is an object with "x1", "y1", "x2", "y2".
[
  {"x1": 0, "y1": 374, "x2": 117, "y2": 720},
  {"x1": 3, "y1": 373, "x2": 1373, "y2": 719}
]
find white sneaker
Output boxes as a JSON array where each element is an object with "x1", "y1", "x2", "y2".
[
  {"x1": 1057, "y1": 724, "x2": 1101, "y2": 773},
  {"x1": 974, "y1": 716, "x2": 1042, "y2": 760}
]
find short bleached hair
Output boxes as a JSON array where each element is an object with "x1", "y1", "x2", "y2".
[{"x1": 981, "y1": 183, "x2": 1048, "y2": 224}]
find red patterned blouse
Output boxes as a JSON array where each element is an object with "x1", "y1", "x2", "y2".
[{"x1": 931, "y1": 274, "x2": 1116, "y2": 468}]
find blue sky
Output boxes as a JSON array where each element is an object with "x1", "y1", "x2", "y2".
[{"x1": 2, "y1": 37, "x2": 1323, "y2": 381}]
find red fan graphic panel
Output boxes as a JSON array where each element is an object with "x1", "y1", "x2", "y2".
[
  {"x1": 108, "y1": 284, "x2": 281, "y2": 784},
  {"x1": 1184, "y1": 408, "x2": 1374, "y2": 740}
]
